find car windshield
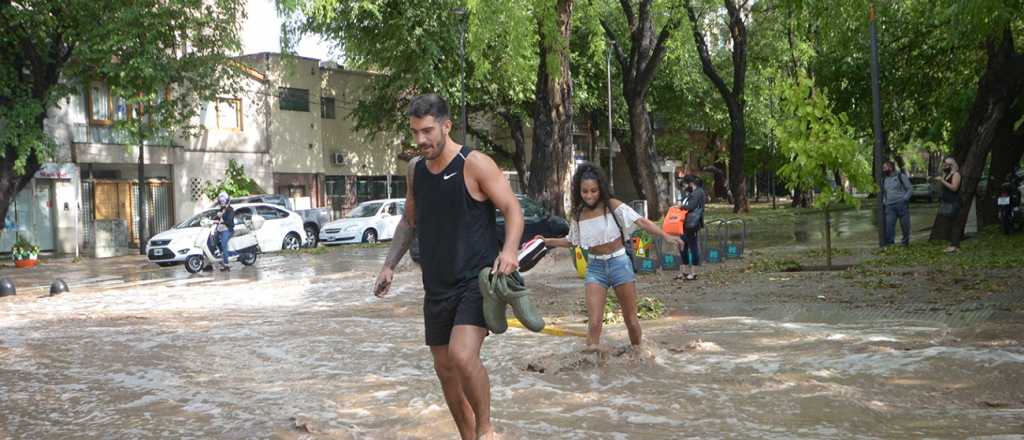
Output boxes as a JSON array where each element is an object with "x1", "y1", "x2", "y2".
[
  {"x1": 348, "y1": 202, "x2": 382, "y2": 218},
  {"x1": 176, "y1": 209, "x2": 217, "y2": 228}
]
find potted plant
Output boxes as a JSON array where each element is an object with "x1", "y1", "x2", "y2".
[{"x1": 11, "y1": 233, "x2": 40, "y2": 268}]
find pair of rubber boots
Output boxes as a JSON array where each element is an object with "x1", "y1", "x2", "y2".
[{"x1": 478, "y1": 268, "x2": 545, "y2": 334}]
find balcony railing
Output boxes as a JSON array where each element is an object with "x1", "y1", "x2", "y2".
[{"x1": 72, "y1": 123, "x2": 172, "y2": 146}]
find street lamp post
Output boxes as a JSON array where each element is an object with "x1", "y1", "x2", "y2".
[
  {"x1": 452, "y1": 7, "x2": 468, "y2": 147},
  {"x1": 606, "y1": 40, "x2": 614, "y2": 192}
]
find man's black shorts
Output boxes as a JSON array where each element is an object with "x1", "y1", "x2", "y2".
[{"x1": 423, "y1": 283, "x2": 488, "y2": 346}]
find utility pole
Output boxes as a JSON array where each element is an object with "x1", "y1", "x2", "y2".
[{"x1": 869, "y1": 4, "x2": 887, "y2": 247}]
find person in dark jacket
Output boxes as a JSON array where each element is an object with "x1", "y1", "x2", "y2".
[
  {"x1": 214, "y1": 192, "x2": 236, "y2": 271},
  {"x1": 677, "y1": 175, "x2": 706, "y2": 280}
]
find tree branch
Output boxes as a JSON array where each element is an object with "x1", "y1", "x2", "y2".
[
  {"x1": 637, "y1": 17, "x2": 681, "y2": 90},
  {"x1": 724, "y1": 0, "x2": 748, "y2": 99},
  {"x1": 599, "y1": 19, "x2": 629, "y2": 73},
  {"x1": 618, "y1": 0, "x2": 635, "y2": 30},
  {"x1": 684, "y1": 0, "x2": 734, "y2": 103}
]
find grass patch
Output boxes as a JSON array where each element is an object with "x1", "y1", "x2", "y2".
[
  {"x1": 862, "y1": 226, "x2": 1024, "y2": 270},
  {"x1": 749, "y1": 257, "x2": 802, "y2": 273},
  {"x1": 703, "y1": 202, "x2": 856, "y2": 226},
  {"x1": 600, "y1": 294, "x2": 665, "y2": 324},
  {"x1": 798, "y1": 247, "x2": 854, "y2": 260}
]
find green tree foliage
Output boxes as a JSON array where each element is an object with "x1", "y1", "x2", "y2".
[
  {"x1": 774, "y1": 74, "x2": 874, "y2": 209},
  {"x1": 774, "y1": 72, "x2": 875, "y2": 265},
  {"x1": 202, "y1": 160, "x2": 264, "y2": 200},
  {"x1": 0, "y1": 0, "x2": 246, "y2": 227}
]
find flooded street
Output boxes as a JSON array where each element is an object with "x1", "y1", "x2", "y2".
[{"x1": 2, "y1": 242, "x2": 1022, "y2": 438}]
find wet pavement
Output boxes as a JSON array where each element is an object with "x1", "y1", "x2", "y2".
[{"x1": 2, "y1": 204, "x2": 1023, "y2": 438}]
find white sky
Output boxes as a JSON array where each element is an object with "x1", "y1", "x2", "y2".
[{"x1": 240, "y1": 0, "x2": 339, "y2": 61}]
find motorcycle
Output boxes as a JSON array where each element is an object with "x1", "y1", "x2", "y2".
[
  {"x1": 184, "y1": 214, "x2": 264, "y2": 273},
  {"x1": 997, "y1": 171, "x2": 1024, "y2": 234}
]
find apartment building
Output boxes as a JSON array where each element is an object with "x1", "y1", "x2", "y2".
[{"x1": 2, "y1": 53, "x2": 406, "y2": 257}]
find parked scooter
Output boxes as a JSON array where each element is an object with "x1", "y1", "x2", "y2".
[
  {"x1": 997, "y1": 171, "x2": 1024, "y2": 235},
  {"x1": 183, "y1": 214, "x2": 264, "y2": 273}
]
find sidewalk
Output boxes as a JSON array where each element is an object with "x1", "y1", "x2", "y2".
[{"x1": 0, "y1": 254, "x2": 156, "y2": 294}]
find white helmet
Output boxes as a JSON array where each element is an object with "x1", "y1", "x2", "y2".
[{"x1": 217, "y1": 192, "x2": 229, "y2": 206}]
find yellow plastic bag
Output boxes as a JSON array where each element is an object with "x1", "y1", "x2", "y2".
[{"x1": 572, "y1": 246, "x2": 588, "y2": 279}]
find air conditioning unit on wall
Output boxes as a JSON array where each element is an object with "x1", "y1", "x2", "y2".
[{"x1": 332, "y1": 151, "x2": 345, "y2": 165}]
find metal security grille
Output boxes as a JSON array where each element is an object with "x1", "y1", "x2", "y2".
[
  {"x1": 80, "y1": 181, "x2": 94, "y2": 245},
  {"x1": 151, "y1": 184, "x2": 172, "y2": 234},
  {"x1": 130, "y1": 182, "x2": 172, "y2": 244}
]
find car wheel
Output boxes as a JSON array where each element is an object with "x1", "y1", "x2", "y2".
[
  {"x1": 304, "y1": 224, "x2": 318, "y2": 248},
  {"x1": 363, "y1": 229, "x2": 378, "y2": 244},
  {"x1": 184, "y1": 255, "x2": 205, "y2": 273},
  {"x1": 239, "y1": 251, "x2": 257, "y2": 266},
  {"x1": 283, "y1": 233, "x2": 302, "y2": 251}
]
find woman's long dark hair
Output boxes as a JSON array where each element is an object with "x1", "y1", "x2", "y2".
[{"x1": 571, "y1": 162, "x2": 613, "y2": 223}]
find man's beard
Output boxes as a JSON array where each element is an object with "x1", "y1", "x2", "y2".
[{"x1": 422, "y1": 139, "x2": 445, "y2": 159}]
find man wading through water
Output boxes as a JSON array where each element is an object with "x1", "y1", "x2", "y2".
[{"x1": 373, "y1": 94, "x2": 523, "y2": 440}]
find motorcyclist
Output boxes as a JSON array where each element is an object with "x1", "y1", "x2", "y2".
[{"x1": 214, "y1": 192, "x2": 236, "y2": 271}]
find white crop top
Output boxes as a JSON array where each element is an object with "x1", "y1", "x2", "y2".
[{"x1": 567, "y1": 204, "x2": 643, "y2": 249}]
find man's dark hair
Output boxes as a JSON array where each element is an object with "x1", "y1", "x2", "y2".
[{"x1": 408, "y1": 94, "x2": 450, "y2": 121}]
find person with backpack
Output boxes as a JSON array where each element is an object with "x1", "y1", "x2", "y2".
[
  {"x1": 676, "y1": 175, "x2": 706, "y2": 280},
  {"x1": 882, "y1": 160, "x2": 913, "y2": 247}
]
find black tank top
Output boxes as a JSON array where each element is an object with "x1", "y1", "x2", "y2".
[
  {"x1": 414, "y1": 146, "x2": 499, "y2": 298},
  {"x1": 941, "y1": 173, "x2": 960, "y2": 205}
]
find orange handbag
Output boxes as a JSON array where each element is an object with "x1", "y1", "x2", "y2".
[{"x1": 662, "y1": 206, "x2": 687, "y2": 236}]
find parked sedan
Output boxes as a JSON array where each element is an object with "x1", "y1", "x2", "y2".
[
  {"x1": 146, "y1": 202, "x2": 307, "y2": 268},
  {"x1": 909, "y1": 176, "x2": 939, "y2": 202},
  {"x1": 409, "y1": 194, "x2": 570, "y2": 262},
  {"x1": 319, "y1": 198, "x2": 405, "y2": 245}
]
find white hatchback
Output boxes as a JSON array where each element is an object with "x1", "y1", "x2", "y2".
[
  {"x1": 146, "y1": 202, "x2": 307, "y2": 267},
  {"x1": 319, "y1": 198, "x2": 405, "y2": 244}
]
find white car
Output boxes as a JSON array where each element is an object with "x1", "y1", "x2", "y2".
[
  {"x1": 146, "y1": 202, "x2": 307, "y2": 267},
  {"x1": 319, "y1": 198, "x2": 404, "y2": 245}
]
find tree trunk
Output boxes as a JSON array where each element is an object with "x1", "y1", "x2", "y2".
[
  {"x1": 685, "y1": 0, "x2": 750, "y2": 214},
  {"x1": 0, "y1": 145, "x2": 42, "y2": 232},
  {"x1": 979, "y1": 106, "x2": 1024, "y2": 227},
  {"x1": 727, "y1": 104, "x2": 750, "y2": 213},
  {"x1": 626, "y1": 102, "x2": 668, "y2": 217},
  {"x1": 824, "y1": 205, "x2": 832, "y2": 268},
  {"x1": 138, "y1": 142, "x2": 148, "y2": 254},
  {"x1": 615, "y1": 131, "x2": 643, "y2": 199},
  {"x1": 929, "y1": 28, "x2": 1023, "y2": 241},
  {"x1": 705, "y1": 161, "x2": 729, "y2": 203},
  {"x1": 600, "y1": 0, "x2": 679, "y2": 219},
  {"x1": 527, "y1": 0, "x2": 574, "y2": 218},
  {"x1": 506, "y1": 113, "x2": 529, "y2": 191}
]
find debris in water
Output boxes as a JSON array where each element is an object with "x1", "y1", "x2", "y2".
[
  {"x1": 290, "y1": 416, "x2": 316, "y2": 433},
  {"x1": 525, "y1": 363, "x2": 546, "y2": 373},
  {"x1": 668, "y1": 339, "x2": 723, "y2": 353}
]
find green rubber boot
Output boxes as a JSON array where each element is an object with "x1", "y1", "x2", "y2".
[
  {"x1": 493, "y1": 271, "x2": 545, "y2": 333},
  {"x1": 478, "y1": 268, "x2": 508, "y2": 334}
]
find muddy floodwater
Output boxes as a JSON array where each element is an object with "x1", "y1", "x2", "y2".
[
  {"x1": 4, "y1": 200, "x2": 1024, "y2": 440},
  {"x1": 2, "y1": 242, "x2": 1022, "y2": 439}
]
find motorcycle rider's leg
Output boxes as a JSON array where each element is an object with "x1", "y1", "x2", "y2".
[{"x1": 218, "y1": 230, "x2": 233, "y2": 270}]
